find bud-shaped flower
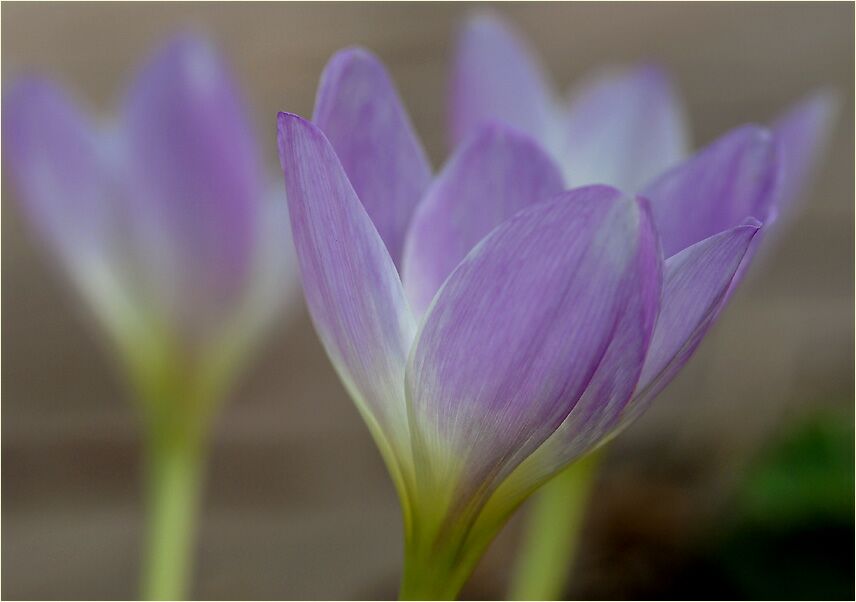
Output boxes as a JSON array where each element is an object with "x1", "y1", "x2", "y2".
[
  {"x1": 4, "y1": 34, "x2": 296, "y2": 599},
  {"x1": 5, "y1": 33, "x2": 296, "y2": 411}
]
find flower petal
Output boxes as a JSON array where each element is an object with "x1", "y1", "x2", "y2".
[
  {"x1": 623, "y1": 221, "x2": 762, "y2": 425},
  {"x1": 121, "y1": 33, "x2": 264, "y2": 333},
  {"x1": 773, "y1": 90, "x2": 837, "y2": 212},
  {"x1": 4, "y1": 77, "x2": 108, "y2": 265},
  {"x1": 562, "y1": 65, "x2": 688, "y2": 190},
  {"x1": 449, "y1": 12, "x2": 557, "y2": 150},
  {"x1": 405, "y1": 186, "x2": 660, "y2": 514},
  {"x1": 401, "y1": 123, "x2": 564, "y2": 315},
  {"x1": 216, "y1": 181, "x2": 300, "y2": 371},
  {"x1": 3, "y1": 78, "x2": 161, "y2": 348},
  {"x1": 496, "y1": 212, "x2": 662, "y2": 502},
  {"x1": 313, "y1": 47, "x2": 432, "y2": 268},
  {"x1": 277, "y1": 112, "x2": 416, "y2": 481},
  {"x1": 480, "y1": 222, "x2": 758, "y2": 524},
  {"x1": 643, "y1": 124, "x2": 780, "y2": 258}
]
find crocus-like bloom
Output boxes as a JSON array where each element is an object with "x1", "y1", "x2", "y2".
[
  {"x1": 278, "y1": 39, "x2": 831, "y2": 599},
  {"x1": 451, "y1": 12, "x2": 835, "y2": 206},
  {"x1": 5, "y1": 34, "x2": 294, "y2": 401},
  {"x1": 4, "y1": 34, "x2": 295, "y2": 599}
]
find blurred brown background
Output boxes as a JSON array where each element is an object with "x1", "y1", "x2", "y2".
[{"x1": 2, "y1": 2, "x2": 853, "y2": 600}]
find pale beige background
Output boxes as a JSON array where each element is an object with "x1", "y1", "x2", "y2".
[{"x1": 2, "y1": 2, "x2": 853, "y2": 599}]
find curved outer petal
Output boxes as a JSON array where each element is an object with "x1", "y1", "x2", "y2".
[
  {"x1": 121, "y1": 34, "x2": 264, "y2": 336},
  {"x1": 480, "y1": 219, "x2": 759, "y2": 525},
  {"x1": 405, "y1": 186, "x2": 661, "y2": 516},
  {"x1": 495, "y1": 206, "x2": 662, "y2": 503},
  {"x1": 313, "y1": 47, "x2": 433, "y2": 268},
  {"x1": 562, "y1": 65, "x2": 689, "y2": 190},
  {"x1": 277, "y1": 112, "x2": 416, "y2": 482},
  {"x1": 618, "y1": 220, "x2": 762, "y2": 428},
  {"x1": 2, "y1": 77, "x2": 142, "y2": 343},
  {"x1": 773, "y1": 90, "x2": 837, "y2": 212},
  {"x1": 449, "y1": 12, "x2": 558, "y2": 150},
  {"x1": 4, "y1": 77, "x2": 109, "y2": 266},
  {"x1": 643, "y1": 124, "x2": 780, "y2": 258},
  {"x1": 401, "y1": 122, "x2": 564, "y2": 315}
]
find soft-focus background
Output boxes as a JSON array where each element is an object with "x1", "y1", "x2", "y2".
[{"x1": 3, "y1": 2, "x2": 853, "y2": 600}]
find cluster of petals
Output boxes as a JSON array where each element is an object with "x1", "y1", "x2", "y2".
[
  {"x1": 5, "y1": 34, "x2": 295, "y2": 384},
  {"x1": 277, "y1": 12, "x2": 833, "y2": 533}
]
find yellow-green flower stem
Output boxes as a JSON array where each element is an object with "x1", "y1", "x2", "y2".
[
  {"x1": 398, "y1": 467, "x2": 527, "y2": 601},
  {"x1": 141, "y1": 412, "x2": 206, "y2": 601},
  {"x1": 399, "y1": 537, "x2": 471, "y2": 600},
  {"x1": 508, "y1": 450, "x2": 603, "y2": 601},
  {"x1": 399, "y1": 509, "x2": 488, "y2": 601},
  {"x1": 124, "y1": 329, "x2": 225, "y2": 601}
]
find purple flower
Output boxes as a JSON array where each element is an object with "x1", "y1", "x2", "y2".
[
  {"x1": 451, "y1": 12, "x2": 836, "y2": 201},
  {"x1": 4, "y1": 35, "x2": 299, "y2": 598},
  {"x1": 4, "y1": 34, "x2": 296, "y2": 393},
  {"x1": 277, "y1": 38, "x2": 829, "y2": 594},
  {"x1": 445, "y1": 13, "x2": 837, "y2": 449}
]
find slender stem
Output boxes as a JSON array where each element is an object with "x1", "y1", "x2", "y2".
[
  {"x1": 140, "y1": 415, "x2": 206, "y2": 600},
  {"x1": 399, "y1": 549, "x2": 470, "y2": 601},
  {"x1": 508, "y1": 450, "x2": 603, "y2": 601},
  {"x1": 398, "y1": 503, "x2": 483, "y2": 601}
]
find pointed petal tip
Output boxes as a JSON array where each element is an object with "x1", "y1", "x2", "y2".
[
  {"x1": 316, "y1": 45, "x2": 387, "y2": 98},
  {"x1": 5, "y1": 73, "x2": 51, "y2": 99},
  {"x1": 277, "y1": 111, "x2": 322, "y2": 140},
  {"x1": 788, "y1": 87, "x2": 840, "y2": 121},
  {"x1": 732, "y1": 217, "x2": 764, "y2": 252},
  {"x1": 628, "y1": 62, "x2": 671, "y2": 85},
  {"x1": 457, "y1": 10, "x2": 536, "y2": 69},
  {"x1": 277, "y1": 110, "x2": 304, "y2": 128},
  {"x1": 161, "y1": 30, "x2": 216, "y2": 53},
  {"x1": 462, "y1": 8, "x2": 512, "y2": 31},
  {"x1": 451, "y1": 8, "x2": 555, "y2": 148},
  {"x1": 4, "y1": 75, "x2": 80, "y2": 121},
  {"x1": 727, "y1": 123, "x2": 774, "y2": 144},
  {"x1": 464, "y1": 118, "x2": 553, "y2": 152},
  {"x1": 276, "y1": 112, "x2": 327, "y2": 168},
  {"x1": 800, "y1": 88, "x2": 840, "y2": 136},
  {"x1": 771, "y1": 87, "x2": 838, "y2": 211},
  {"x1": 326, "y1": 45, "x2": 382, "y2": 69},
  {"x1": 313, "y1": 44, "x2": 431, "y2": 267},
  {"x1": 146, "y1": 30, "x2": 226, "y2": 83},
  {"x1": 4, "y1": 75, "x2": 49, "y2": 126},
  {"x1": 740, "y1": 217, "x2": 764, "y2": 231},
  {"x1": 3, "y1": 74, "x2": 94, "y2": 165}
]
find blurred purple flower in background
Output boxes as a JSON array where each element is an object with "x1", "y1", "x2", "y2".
[
  {"x1": 4, "y1": 33, "x2": 296, "y2": 599},
  {"x1": 5, "y1": 34, "x2": 295, "y2": 389},
  {"x1": 452, "y1": 12, "x2": 836, "y2": 204}
]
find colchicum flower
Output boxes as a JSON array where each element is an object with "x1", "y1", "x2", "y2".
[
  {"x1": 278, "y1": 26, "x2": 833, "y2": 602},
  {"x1": 4, "y1": 34, "x2": 295, "y2": 599},
  {"x1": 450, "y1": 14, "x2": 836, "y2": 599},
  {"x1": 451, "y1": 12, "x2": 835, "y2": 207}
]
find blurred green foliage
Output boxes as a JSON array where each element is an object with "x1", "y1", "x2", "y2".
[{"x1": 715, "y1": 411, "x2": 855, "y2": 599}]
